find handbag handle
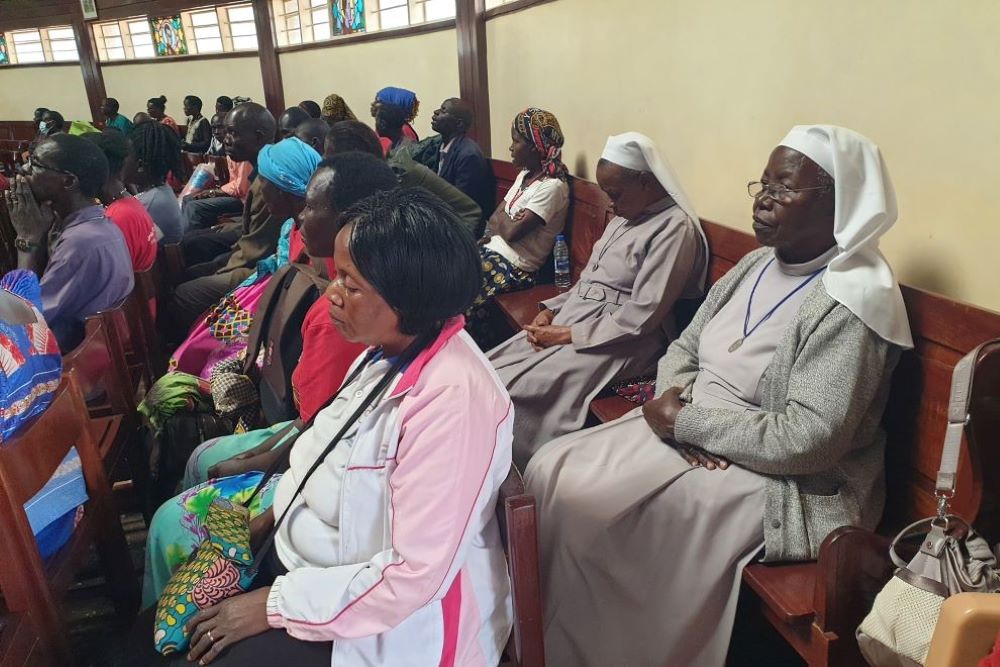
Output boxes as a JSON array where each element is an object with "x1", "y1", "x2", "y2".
[
  {"x1": 888, "y1": 514, "x2": 971, "y2": 569},
  {"x1": 249, "y1": 327, "x2": 439, "y2": 572},
  {"x1": 935, "y1": 341, "x2": 993, "y2": 517}
]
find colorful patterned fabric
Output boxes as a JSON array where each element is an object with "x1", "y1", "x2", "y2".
[
  {"x1": 138, "y1": 372, "x2": 212, "y2": 435},
  {"x1": 513, "y1": 107, "x2": 567, "y2": 179},
  {"x1": 322, "y1": 94, "x2": 357, "y2": 123},
  {"x1": 612, "y1": 376, "x2": 657, "y2": 405},
  {"x1": 171, "y1": 218, "x2": 294, "y2": 380},
  {"x1": 154, "y1": 497, "x2": 256, "y2": 654},
  {"x1": 0, "y1": 270, "x2": 87, "y2": 557},
  {"x1": 142, "y1": 471, "x2": 279, "y2": 608},
  {"x1": 466, "y1": 246, "x2": 536, "y2": 348}
]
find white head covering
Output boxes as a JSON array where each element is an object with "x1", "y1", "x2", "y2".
[
  {"x1": 601, "y1": 131, "x2": 710, "y2": 292},
  {"x1": 778, "y1": 125, "x2": 913, "y2": 348}
]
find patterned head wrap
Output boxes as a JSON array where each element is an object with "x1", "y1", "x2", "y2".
[
  {"x1": 322, "y1": 94, "x2": 357, "y2": 123},
  {"x1": 375, "y1": 86, "x2": 419, "y2": 121},
  {"x1": 256, "y1": 137, "x2": 322, "y2": 198},
  {"x1": 513, "y1": 108, "x2": 567, "y2": 179},
  {"x1": 231, "y1": 96, "x2": 252, "y2": 107}
]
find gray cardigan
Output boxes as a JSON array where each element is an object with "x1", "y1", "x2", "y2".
[{"x1": 658, "y1": 247, "x2": 902, "y2": 561}]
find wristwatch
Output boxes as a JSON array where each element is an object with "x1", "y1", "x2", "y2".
[{"x1": 14, "y1": 237, "x2": 38, "y2": 252}]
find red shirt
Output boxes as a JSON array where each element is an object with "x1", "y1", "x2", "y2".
[
  {"x1": 0, "y1": 174, "x2": 8, "y2": 191},
  {"x1": 292, "y1": 293, "x2": 366, "y2": 421},
  {"x1": 105, "y1": 197, "x2": 157, "y2": 272}
]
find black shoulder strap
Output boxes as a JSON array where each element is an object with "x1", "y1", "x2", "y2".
[
  {"x1": 249, "y1": 328, "x2": 438, "y2": 571},
  {"x1": 241, "y1": 264, "x2": 299, "y2": 377}
]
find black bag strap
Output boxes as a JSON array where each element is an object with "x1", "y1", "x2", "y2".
[
  {"x1": 249, "y1": 328, "x2": 438, "y2": 571},
  {"x1": 241, "y1": 263, "x2": 328, "y2": 377}
]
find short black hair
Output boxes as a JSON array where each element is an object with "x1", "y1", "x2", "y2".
[
  {"x1": 34, "y1": 107, "x2": 49, "y2": 117},
  {"x1": 299, "y1": 100, "x2": 321, "y2": 118},
  {"x1": 46, "y1": 134, "x2": 110, "y2": 199},
  {"x1": 43, "y1": 110, "x2": 65, "y2": 130},
  {"x1": 83, "y1": 129, "x2": 131, "y2": 175},
  {"x1": 216, "y1": 96, "x2": 234, "y2": 112},
  {"x1": 446, "y1": 98, "x2": 474, "y2": 129},
  {"x1": 294, "y1": 119, "x2": 329, "y2": 149},
  {"x1": 338, "y1": 187, "x2": 481, "y2": 336},
  {"x1": 147, "y1": 95, "x2": 167, "y2": 111},
  {"x1": 128, "y1": 121, "x2": 182, "y2": 184},
  {"x1": 230, "y1": 102, "x2": 277, "y2": 141},
  {"x1": 105, "y1": 97, "x2": 120, "y2": 113},
  {"x1": 184, "y1": 95, "x2": 203, "y2": 111},
  {"x1": 279, "y1": 106, "x2": 310, "y2": 130},
  {"x1": 325, "y1": 120, "x2": 383, "y2": 160},
  {"x1": 317, "y1": 152, "x2": 398, "y2": 211}
]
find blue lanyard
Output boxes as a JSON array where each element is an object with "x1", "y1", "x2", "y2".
[{"x1": 730, "y1": 258, "x2": 825, "y2": 352}]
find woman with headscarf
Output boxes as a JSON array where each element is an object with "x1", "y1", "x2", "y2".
[
  {"x1": 139, "y1": 138, "x2": 323, "y2": 450},
  {"x1": 524, "y1": 125, "x2": 912, "y2": 667},
  {"x1": 371, "y1": 86, "x2": 419, "y2": 155},
  {"x1": 488, "y1": 132, "x2": 708, "y2": 464},
  {"x1": 320, "y1": 93, "x2": 356, "y2": 125},
  {"x1": 466, "y1": 107, "x2": 570, "y2": 347}
]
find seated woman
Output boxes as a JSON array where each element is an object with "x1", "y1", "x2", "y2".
[
  {"x1": 148, "y1": 95, "x2": 180, "y2": 135},
  {"x1": 166, "y1": 136, "x2": 321, "y2": 381},
  {"x1": 84, "y1": 130, "x2": 158, "y2": 272},
  {"x1": 128, "y1": 121, "x2": 185, "y2": 244},
  {"x1": 370, "y1": 86, "x2": 419, "y2": 155},
  {"x1": 489, "y1": 132, "x2": 708, "y2": 465},
  {"x1": 181, "y1": 95, "x2": 212, "y2": 153},
  {"x1": 0, "y1": 270, "x2": 84, "y2": 559},
  {"x1": 524, "y1": 125, "x2": 913, "y2": 667},
  {"x1": 141, "y1": 151, "x2": 399, "y2": 606},
  {"x1": 320, "y1": 93, "x2": 356, "y2": 125},
  {"x1": 141, "y1": 188, "x2": 513, "y2": 666},
  {"x1": 466, "y1": 107, "x2": 570, "y2": 346}
]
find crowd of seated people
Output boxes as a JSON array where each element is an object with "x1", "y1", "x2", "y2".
[{"x1": 2, "y1": 82, "x2": 927, "y2": 666}]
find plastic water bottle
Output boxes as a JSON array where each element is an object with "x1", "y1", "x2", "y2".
[{"x1": 553, "y1": 234, "x2": 571, "y2": 292}]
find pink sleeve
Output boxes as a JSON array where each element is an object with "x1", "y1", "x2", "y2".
[
  {"x1": 265, "y1": 383, "x2": 509, "y2": 641},
  {"x1": 220, "y1": 160, "x2": 250, "y2": 200}
]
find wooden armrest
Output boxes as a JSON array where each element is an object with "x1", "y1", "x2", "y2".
[
  {"x1": 589, "y1": 396, "x2": 634, "y2": 423},
  {"x1": 812, "y1": 526, "x2": 893, "y2": 637},
  {"x1": 926, "y1": 593, "x2": 1000, "y2": 667},
  {"x1": 494, "y1": 284, "x2": 560, "y2": 330},
  {"x1": 743, "y1": 562, "x2": 818, "y2": 624}
]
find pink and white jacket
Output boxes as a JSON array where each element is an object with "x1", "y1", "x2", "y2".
[{"x1": 266, "y1": 317, "x2": 514, "y2": 665}]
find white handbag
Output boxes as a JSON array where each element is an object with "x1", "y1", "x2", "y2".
[{"x1": 857, "y1": 341, "x2": 1000, "y2": 667}]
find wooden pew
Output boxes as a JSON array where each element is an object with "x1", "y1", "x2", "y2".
[
  {"x1": 0, "y1": 373, "x2": 138, "y2": 665},
  {"x1": 487, "y1": 158, "x2": 1000, "y2": 665},
  {"x1": 497, "y1": 464, "x2": 545, "y2": 667}
]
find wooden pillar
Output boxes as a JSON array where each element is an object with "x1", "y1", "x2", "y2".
[
  {"x1": 455, "y1": 0, "x2": 490, "y2": 154},
  {"x1": 72, "y1": 13, "x2": 107, "y2": 125},
  {"x1": 251, "y1": 0, "x2": 285, "y2": 121}
]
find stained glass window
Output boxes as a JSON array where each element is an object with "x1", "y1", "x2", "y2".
[
  {"x1": 149, "y1": 15, "x2": 189, "y2": 56},
  {"x1": 333, "y1": 0, "x2": 366, "y2": 35},
  {"x1": 0, "y1": 36, "x2": 8, "y2": 65}
]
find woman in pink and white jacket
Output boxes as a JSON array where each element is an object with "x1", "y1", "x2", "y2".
[{"x1": 181, "y1": 187, "x2": 514, "y2": 666}]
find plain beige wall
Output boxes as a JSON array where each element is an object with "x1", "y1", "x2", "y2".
[
  {"x1": 487, "y1": 0, "x2": 1000, "y2": 312},
  {"x1": 102, "y1": 57, "x2": 265, "y2": 122},
  {"x1": 0, "y1": 65, "x2": 90, "y2": 121},
  {"x1": 280, "y1": 28, "x2": 460, "y2": 139}
]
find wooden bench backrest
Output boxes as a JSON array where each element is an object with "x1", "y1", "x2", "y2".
[
  {"x1": 0, "y1": 199, "x2": 16, "y2": 275},
  {"x1": 490, "y1": 158, "x2": 1000, "y2": 540},
  {"x1": 69, "y1": 313, "x2": 133, "y2": 415}
]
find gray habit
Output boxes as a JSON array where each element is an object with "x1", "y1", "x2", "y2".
[{"x1": 488, "y1": 201, "x2": 705, "y2": 466}]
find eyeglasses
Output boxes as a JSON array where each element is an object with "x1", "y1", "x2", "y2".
[
  {"x1": 22, "y1": 155, "x2": 76, "y2": 178},
  {"x1": 747, "y1": 181, "x2": 830, "y2": 201}
]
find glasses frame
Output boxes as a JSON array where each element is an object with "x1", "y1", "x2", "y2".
[
  {"x1": 747, "y1": 180, "x2": 830, "y2": 201},
  {"x1": 21, "y1": 154, "x2": 77, "y2": 179}
]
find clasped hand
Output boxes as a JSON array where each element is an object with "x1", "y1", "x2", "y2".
[
  {"x1": 523, "y1": 309, "x2": 570, "y2": 350},
  {"x1": 4, "y1": 176, "x2": 56, "y2": 245},
  {"x1": 642, "y1": 387, "x2": 729, "y2": 470}
]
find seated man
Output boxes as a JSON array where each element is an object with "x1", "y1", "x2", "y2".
[
  {"x1": 181, "y1": 113, "x2": 253, "y2": 233},
  {"x1": 101, "y1": 97, "x2": 134, "y2": 134},
  {"x1": 292, "y1": 118, "x2": 328, "y2": 155},
  {"x1": 5, "y1": 134, "x2": 133, "y2": 350},
  {"x1": 430, "y1": 97, "x2": 494, "y2": 219},
  {"x1": 524, "y1": 125, "x2": 912, "y2": 667},
  {"x1": 277, "y1": 106, "x2": 309, "y2": 139},
  {"x1": 169, "y1": 103, "x2": 281, "y2": 341}
]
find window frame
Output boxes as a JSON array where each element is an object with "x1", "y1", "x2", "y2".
[{"x1": 2, "y1": 26, "x2": 80, "y2": 65}]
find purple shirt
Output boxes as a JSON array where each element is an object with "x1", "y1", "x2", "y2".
[{"x1": 41, "y1": 204, "x2": 134, "y2": 349}]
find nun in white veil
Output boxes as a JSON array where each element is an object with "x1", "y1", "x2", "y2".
[
  {"x1": 524, "y1": 125, "x2": 910, "y2": 666},
  {"x1": 487, "y1": 132, "x2": 708, "y2": 466}
]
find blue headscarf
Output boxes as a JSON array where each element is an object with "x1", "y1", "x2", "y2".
[
  {"x1": 256, "y1": 136, "x2": 321, "y2": 198},
  {"x1": 375, "y1": 86, "x2": 419, "y2": 119}
]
